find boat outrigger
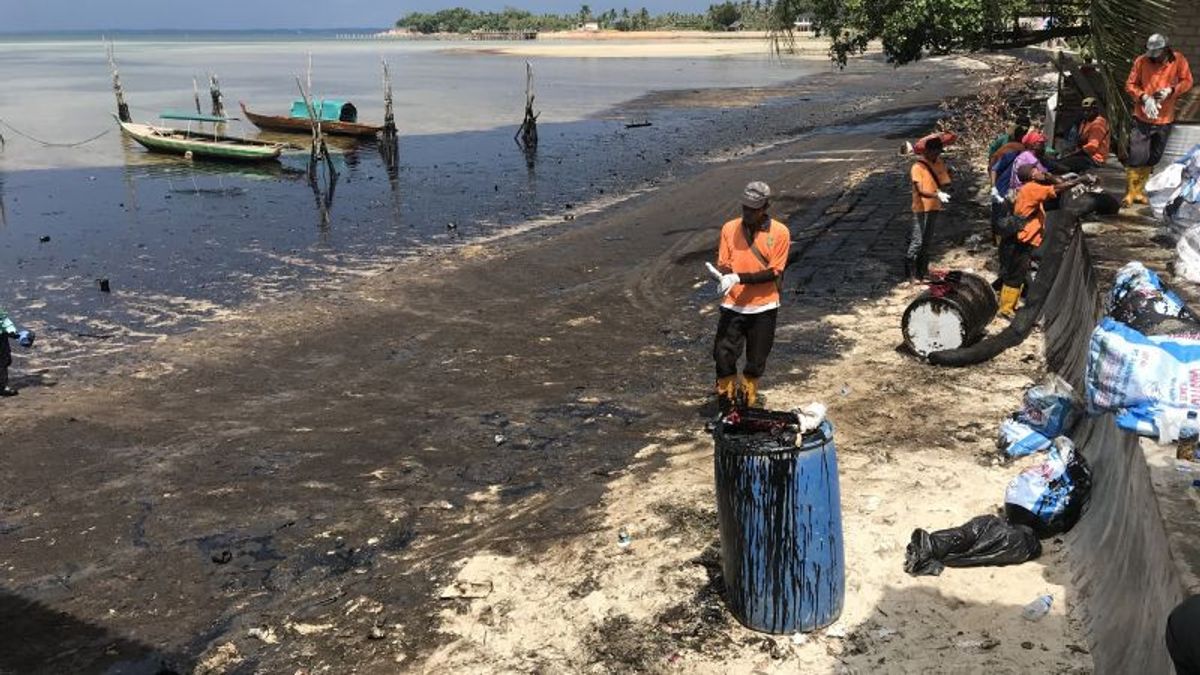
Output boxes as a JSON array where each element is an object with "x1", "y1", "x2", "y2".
[
  {"x1": 240, "y1": 99, "x2": 382, "y2": 138},
  {"x1": 117, "y1": 114, "x2": 288, "y2": 162}
]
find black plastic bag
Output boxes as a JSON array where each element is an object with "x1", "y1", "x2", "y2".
[
  {"x1": 1004, "y1": 443, "x2": 1093, "y2": 539},
  {"x1": 904, "y1": 515, "x2": 1042, "y2": 577}
]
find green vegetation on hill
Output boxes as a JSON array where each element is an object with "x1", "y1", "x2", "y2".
[{"x1": 394, "y1": 2, "x2": 791, "y2": 33}]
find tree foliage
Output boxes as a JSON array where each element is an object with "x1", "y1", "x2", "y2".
[
  {"x1": 768, "y1": 0, "x2": 1089, "y2": 66},
  {"x1": 395, "y1": 4, "x2": 781, "y2": 33}
]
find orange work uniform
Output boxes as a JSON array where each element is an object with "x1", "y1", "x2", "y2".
[
  {"x1": 716, "y1": 217, "x2": 790, "y2": 313},
  {"x1": 1012, "y1": 181, "x2": 1057, "y2": 247},
  {"x1": 1078, "y1": 115, "x2": 1110, "y2": 164},
  {"x1": 910, "y1": 158, "x2": 951, "y2": 213},
  {"x1": 1127, "y1": 51, "x2": 1194, "y2": 124}
]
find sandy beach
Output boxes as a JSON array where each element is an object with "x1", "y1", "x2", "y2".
[
  {"x1": 0, "y1": 52, "x2": 1092, "y2": 674},
  {"x1": 452, "y1": 32, "x2": 837, "y2": 58}
]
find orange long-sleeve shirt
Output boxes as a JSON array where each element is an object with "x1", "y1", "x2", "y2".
[
  {"x1": 1078, "y1": 115, "x2": 1110, "y2": 164},
  {"x1": 717, "y1": 217, "x2": 790, "y2": 313},
  {"x1": 1126, "y1": 51, "x2": 1194, "y2": 124}
]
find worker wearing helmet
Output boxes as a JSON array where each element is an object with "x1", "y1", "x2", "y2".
[{"x1": 1124, "y1": 33, "x2": 1194, "y2": 206}]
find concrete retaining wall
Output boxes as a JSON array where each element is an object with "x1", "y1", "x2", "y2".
[{"x1": 1043, "y1": 231, "x2": 1187, "y2": 674}]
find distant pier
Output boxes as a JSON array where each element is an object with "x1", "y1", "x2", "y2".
[{"x1": 468, "y1": 30, "x2": 539, "y2": 40}]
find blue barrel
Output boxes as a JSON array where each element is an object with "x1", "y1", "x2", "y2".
[{"x1": 713, "y1": 418, "x2": 844, "y2": 633}]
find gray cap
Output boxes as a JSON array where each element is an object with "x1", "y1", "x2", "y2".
[
  {"x1": 1148, "y1": 33, "x2": 1168, "y2": 53},
  {"x1": 741, "y1": 181, "x2": 771, "y2": 209}
]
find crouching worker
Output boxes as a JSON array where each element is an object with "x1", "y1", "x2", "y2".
[
  {"x1": 1, "y1": 307, "x2": 33, "y2": 397},
  {"x1": 996, "y1": 166, "x2": 1092, "y2": 318},
  {"x1": 707, "y1": 181, "x2": 790, "y2": 411}
]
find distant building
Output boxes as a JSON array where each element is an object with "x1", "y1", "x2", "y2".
[
  {"x1": 581, "y1": 21, "x2": 600, "y2": 32},
  {"x1": 793, "y1": 18, "x2": 814, "y2": 33}
]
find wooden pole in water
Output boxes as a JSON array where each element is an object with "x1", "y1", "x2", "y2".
[
  {"x1": 380, "y1": 58, "x2": 398, "y2": 171},
  {"x1": 381, "y1": 58, "x2": 397, "y2": 140},
  {"x1": 193, "y1": 77, "x2": 202, "y2": 115},
  {"x1": 106, "y1": 41, "x2": 131, "y2": 123},
  {"x1": 514, "y1": 61, "x2": 539, "y2": 150},
  {"x1": 209, "y1": 73, "x2": 226, "y2": 118},
  {"x1": 296, "y1": 76, "x2": 321, "y2": 176}
]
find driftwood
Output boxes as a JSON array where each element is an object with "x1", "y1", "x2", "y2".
[{"x1": 515, "y1": 61, "x2": 539, "y2": 151}]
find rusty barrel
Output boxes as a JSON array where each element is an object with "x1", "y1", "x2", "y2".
[
  {"x1": 713, "y1": 413, "x2": 844, "y2": 633},
  {"x1": 901, "y1": 271, "x2": 998, "y2": 358}
]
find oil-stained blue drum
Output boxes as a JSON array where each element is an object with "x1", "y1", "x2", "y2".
[{"x1": 713, "y1": 418, "x2": 844, "y2": 633}]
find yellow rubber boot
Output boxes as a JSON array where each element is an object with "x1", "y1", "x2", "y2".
[
  {"x1": 742, "y1": 377, "x2": 760, "y2": 408},
  {"x1": 1122, "y1": 168, "x2": 1139, "y2": 207},
  {"x1": 998, "y1": 284, "x2": 1021, "y2": 319},
  {"x1": 716, "y1": 375, "x2": 738, "y2": 411},
  {"x1": 1134, "y1": 166, "x2": 1153, "y2": 205}
]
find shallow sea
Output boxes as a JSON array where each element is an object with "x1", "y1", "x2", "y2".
[{"x1": 0, "y1": 33, "x2": 825, "y2": 368}]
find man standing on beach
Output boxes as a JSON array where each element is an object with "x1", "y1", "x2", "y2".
[
  {"x1": 1124, "y1": 33, "x2": 1193, "y2": 206},
  {"x1": 907, "y1": 136, "x2": 951, "y2": 282},
  {"x1": 708, "y1": 182, "x2": 790, "y2": 411}
]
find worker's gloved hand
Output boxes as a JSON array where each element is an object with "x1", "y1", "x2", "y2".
[
  {"x1": 1143, "y1": 95, "x2": 1161, "y2": 120},
  {"x1": 704, "y1": 262, "x2": 739, "y2": 297},
  {"x1": 16, "y1": 330, "x2": 34, "y2": 348},
  {"x1": 936, "y1": 190, "x2": 951, "y2": 204},
  {"x1": 990, "y1": 187, "x2": 1004, "y2": 203},
  {"x1": 717, "y1": 273, "x2": 740, "y2": 296},
  {"x1": 1156, "y1": 86, "x2": 1174, "y2": 100}
]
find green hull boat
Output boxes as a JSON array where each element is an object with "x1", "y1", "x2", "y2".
[{"x1": 118, "y1": 119, "x2": 285, "y2": 162}]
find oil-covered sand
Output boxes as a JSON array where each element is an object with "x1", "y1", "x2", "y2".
[{"x1": 0, "y1": 53, "x2": 1091, "y2": 674}]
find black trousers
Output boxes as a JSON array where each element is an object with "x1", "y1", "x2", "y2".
[
  {"x1": 0, "y1": 336, "x2": 9, "y2": 389},
  {"x1": 713, "y1": 308, "x2": 778, "y2": 380},
  {"x1": 998, "y1": 236, "x2": 1034, "y2": 287},
  {"x1": 1056, "y1": 154, "x2": 1100, "y2": 174},
  {"x1": 1129, "y1": 119, "x2": 1174, "y2": 167},
  {"x1": 1168, "y1": 595, "x2": 1200, "y2": 675}
]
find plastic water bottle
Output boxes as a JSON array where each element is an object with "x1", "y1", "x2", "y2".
[
  {"x1": 1021, "y1": 594, "x2": 1053, "y2": 621},
  {"x1": 617, "y1": 528, "x2": 632, "y2": 549}
]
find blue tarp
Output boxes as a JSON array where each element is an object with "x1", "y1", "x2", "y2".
[{"x1": 288, "y1": 99, "x2": 355, "y2": 122}]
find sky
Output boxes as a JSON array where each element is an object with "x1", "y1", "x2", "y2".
[{"x1": 2, "y1": 0, "x2": 714, "y2": 32}]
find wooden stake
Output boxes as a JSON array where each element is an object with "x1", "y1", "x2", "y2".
[
  {"x1": 106, "y1": 41, "x2": 131, "y2": 123},
  {"x1": 209, "y1": 73, "x2": 226, "y2": 118},
  {"x1": 193, "y1": 77, "x2": 202, "y2": 115},
  {"x1": 515, "y1": 61, "x2": 539, "y2": 150}
]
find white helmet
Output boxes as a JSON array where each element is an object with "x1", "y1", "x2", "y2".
[{"x1": 1147, "y1": 33, "x2": 1168, "y2": 53}]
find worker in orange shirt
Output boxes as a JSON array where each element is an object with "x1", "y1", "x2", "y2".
[
  {"x1": 1124, "y1": 33, "x2": 1194, "y2": 206},
  {"x1": 1058, "y1": 97, "x2": 1110, "y2": 173},
  {"x1": 996, "y1": 166, "x2": 1094, "y2": 317},
  {"x1": 707, "y1": 181, "x2": 790, "y2": 411},
  {"x1": 907, "y1": 136, "x2": 951, "y2": 282}
]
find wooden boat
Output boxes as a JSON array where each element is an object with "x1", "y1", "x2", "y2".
[
  {"x1": 117, "y1": 118, "x2": 286, "y2": 162},
  {"x1": 240, "y1": 100, "x2": 382, "y2": 138}
]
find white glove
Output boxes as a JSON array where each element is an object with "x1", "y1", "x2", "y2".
[
  {"x1": 704, "y1": 262, "x2": 739, "y2": 296},
  {"x1": 1143, "y1": 94, "x2": 1161, "y2": 120},
  {"x1": 936, "y1": 190, "x2": 951, "y2": 204},
  {"x1": 1156, "y1": 86, "x2": 1174, "y2": 100},
  {"x1": 717, "y1": 273, "x2": 740, "y2": 296},
  {"x1": 990, "y1": 186, "x2": 1004, "y2": 203}
]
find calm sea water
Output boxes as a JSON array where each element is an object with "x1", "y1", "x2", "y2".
[
  {"x1": 0, "y1": 33, "x2": 810, "y2": 169},
  {"x1": 0, "y1": 33, "x2": 824, "y2": 372}
]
